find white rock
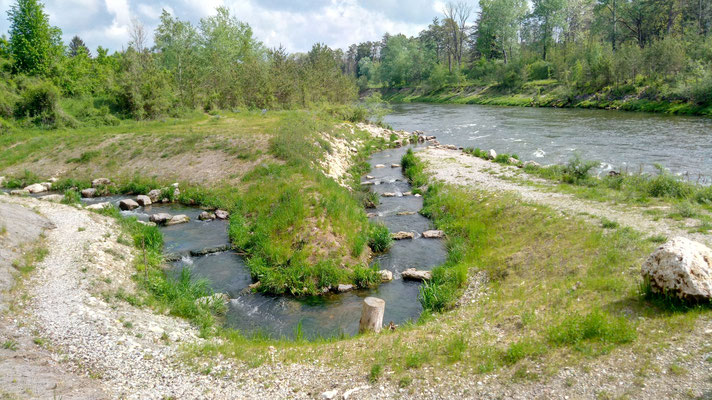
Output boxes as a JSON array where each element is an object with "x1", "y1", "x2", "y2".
[
  {"x1": 198, "y1": 211, "x2": 216, "y2": 221},
  {"x1": 39, "y1": 194, "x2": 64, "y2": 203},
  {"x1": 215, "y1": 210, "x2": 229, "y2": 220},
  {"x1": 10, "y1": 189, "x2": 29, "y2": 196},
  {"x1": 81, "y1": 188, "x2": 97, "y2": 198},
  {"x1": 401, "y1": 268, "x2": 432, "y2": 281},
  {"x1": 374, "y1": 164, "x2": 385, "y2": 168},
  {"x1": 379, "y1": 270, "x2": 393, "y2": 282},
  {"x1": 322, "y1": 389, "x2": 338, "y2": 400},
  {"x1": 149, "y1": 213, "x2": 172, "y2": 224},
  {"x1": 422, "y1": 230, "x2": 445, "y2": 239},
  {"x1": 391, "y1": 164, "x2": 401, "y2": 168},
  {"x1": 147, "y1": 189, "x2": 161, "y2": 202},
  {"x1": 85, "y1": 202, "x2": 111, "y2": 211},
  {"x1": 119, "y1": 199, "x2": 139, "y2": 211},
  {"x1": 382, "y1": 192, "x2": 397, "y2": 197},
  {"x1": 136, "y1": 195, "x2": 152, "y2": 206},
  {"x1": 337, "y1": 284, "x2": 354, "y2": 293},
  {"x1": 641, "y1": 237, "x2": 712, "y2": 301},
  {"x1": 487, "y1": 149, "x2": 497, "y2": 160},
  {"x1": 165, "y1": 214, "x2": 190, "y2": 226},
  {"x1": 0, "y1": 176, "x2": 5, "y2": 187},
  {"x1": 24, "y1": 183, "x2": 48, "y2": 193},
  {"x1": 391, "y1": 231, "x2": 414, "y2": 240}
]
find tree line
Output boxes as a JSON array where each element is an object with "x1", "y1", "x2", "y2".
[
  {"x1": 346, "y1": 0, "x2": 712, "y2": 107},
  {"x1": 0, "y1": 0, "x2": 356, "y2": 131}
]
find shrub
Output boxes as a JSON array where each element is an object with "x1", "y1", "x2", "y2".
[
  {"x1": 646, "y1": 166, "x2": 691, "y2": 199},
  {"x1": 562, "y1": 153, "x2": 598, "y2": 184},
  {"x1": 527, "y1": 61, "x2": 552, "y2": 80},
  {"x1": 15, "y1": 80, "x2": 76, "y2": 127},
  {"x1": 61, "y1": 189, "x2": 81, "y2": 204},
  {"x1": 368, "y1": 223, "x2": 392, "y2": 253}
]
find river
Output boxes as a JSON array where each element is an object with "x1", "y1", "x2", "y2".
[{"x1": 384, "y1": 103, "x2": 712, "y2": 180}]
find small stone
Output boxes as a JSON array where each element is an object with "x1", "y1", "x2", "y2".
[
  {"x1": 198, "y1": 211, "x2": 216, "y2": 221},
  {"x1": 165, "y1": 214, "x2": 190, "y2": 226},
  {"x1": 24, "y1": 183, "x2": 48, "y2": 194},
  {"x1": 86, "y1": 202, "x2": 111, "y2": 211},
  {"x1": 322, "y1": 389, "x2": 338, "y2": 399},
  {"x1": 136, "y1": 195, "x2": 152, "y2": 206},
  {"x1": 382, "y1": 192, "x2": 397, "y2": 197},
  {"x1": 361, "y1": 181, "x2": 375, "y2": 186},
  {"x1": 215, "y1": 210, "x2": 229, "y2": 220},
  {"x1": 422, "y1": 230, "x2": 445, "y2": 239},
  {"x1": 81, "y1": 188, "x2": 97, "y2": 198},
  {"x1": 337, "y1": 284, "x2": 354, "y2": 293},
  {"x1": 366, "y1": 175, "x2": 375, "y2": 179},
  {"x1": 248, "y1": 281, "x2": 261, "y2": 290},
  {"x1": 147, "y1": 189, "x2": 161, "y2": 202},
  {"x1": 487, "y1": 149, "x2": 497, "y2": 159},
  {"x1": 379, "y1": 270, "x2": 393, "y2": 282},
  {"x1": 149, "y1": 213, "x2": 172, "y2": 224},
  {"x1": 401, "y1": 268, "x2": 432, "y2": 281},
  {"x1": 396, "y1": 211, "x2": 416, "y2": 216},
  {"x1": 391, "y1": 164, "x2": 400, "y2": 168},
  {"x1": 523, "y1": 160, "x2": 541, "y2": 168},
  {"x1": 374, "y1": 164, "x2": 385, "y2": 168},
  {"x1": 119, "y1": 199, "x2": 139, "y2": 211},
  {"x1": 391, "y1": 231, "x2": 414, "y2": 240}
]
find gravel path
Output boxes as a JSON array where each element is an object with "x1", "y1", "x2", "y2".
[{"x1": 419, "y1": 147, "x2": 712, "y2": 246}]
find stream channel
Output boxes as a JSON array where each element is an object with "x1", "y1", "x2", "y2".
[{"x1": 67, "y1": 145, "x2": 445, "y2": 339}]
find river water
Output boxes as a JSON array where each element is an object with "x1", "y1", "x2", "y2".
[
  {"x1": 71, "y1": 146, "x2": 446, "y2": 339},
  {"x1": 384, "y1": 103, "x2": 712, "y2": 179}
]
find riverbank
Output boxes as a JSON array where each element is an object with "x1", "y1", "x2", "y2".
[{"x1": 376, "y1": 82, "x2": 712, "y2": 117}]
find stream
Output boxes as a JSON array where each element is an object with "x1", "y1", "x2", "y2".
[{"x1": 70, "y1": 146, "x2": 444, "y2": 339}]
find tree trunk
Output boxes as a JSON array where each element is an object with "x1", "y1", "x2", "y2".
[{"x1": 359, "y1": 297, "x2": 385, "y2": 333}]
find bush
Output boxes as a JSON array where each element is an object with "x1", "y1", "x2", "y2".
[
  {"x1": 527, "y1": 61, "x2": 552, "y2": 80},
  {"x1": 646, "y1": 167, "x2": 691, "y2": 199},
  {"x1": 61, "y1": 189, "x2": 81, "y2": 204},
  {"x1": 562, "y1": 153, "x2": 598, "y2": 184},
  {"x1": 368, "y1": 223, "x2": 392, "y2": 253},
  {"x1": 15, "y1": 80, "x2": 76, "y2": 128}
]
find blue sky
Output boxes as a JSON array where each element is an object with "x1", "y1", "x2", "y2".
[{"x1": 0, "y1": 0, "x2": 460, "y2": 53}]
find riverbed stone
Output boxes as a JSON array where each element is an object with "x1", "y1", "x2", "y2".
[
  {"x1": 81, "y1": 188, "x2": 97, "y2": 198},
  {"x1": 361, "y1": 181, "x2": 375, "y2": 186},
  {"x1": 147, "y1": 189, "x2": 161, "y2": 202},
  {"x1": 119, "y1": 199, "x2": 139, "y2": 211},
  {"x1": 136, "y1": 195, "x2": 152, "y2": 206},
  {"x1": 391, "y1": 231, "x2": 414, "y2": 240},
  {"x1": 248, "y1": 281, "x2": 261, "y2": 291},
  {"x1": 487, "y1": 149, "x2": 497, "y2": 160},
  {"x1": 85, "y1": 202, "x2": 111, "y2": 211},
  {"x1": 382, "y1": 192, "x2": 397, "y2": 197},
  {"x1": 391, "y1": 163, "x2": 401, "y2": 168},
  {"x1": 374, "y1": 164, "x2": 386, "y2": 168},
  {"x1": 149, "y1": 213, "x2": 172, "y2": 224},
  {"x1": 401, "y1": 268, "x2": 432, "y2": 281},
  {"x1": 215, "y1": 210, "x2": 229, "y2": 220},
  {"x1": 422, "y1": 230, "x2": 445, "y2": 239},
  {"x1": 379, "y1": 270, "x2": 393, "y2": 282},
  {"x1": 38, "y1": 194, "x2": 64, "y2": 203},
  {"x1": 523, "y1": 160, "x2": 541, "y2": 168},
  {"x1": 24, "y1": 183, "x2": 48, "y2": 194},
  {"x1": 641, "y1": 237, "x2": 712, "y2": 301},
  {"x1": 508, "y1": 157, "x2": 520, "y2": 165},
  {"x1": 165, "y1": 214, "x2": 190, "y2": 226},
  {"x1": 91, "y1": 178, "x2": 111, "y2": 188},
  {"x1": 337, "y1": 284, "x2": 354, "y2": 293},
  {"x1": 397, "y1": 211, "x2": 417, "y2": 216},
  {"x1": 10, "y1": 189, "x2": 29, "y2": 196},
  {"x1": 198, "y1": 211, "x2": 216, "y2": 221}
]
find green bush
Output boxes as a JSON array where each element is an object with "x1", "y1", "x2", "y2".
[
  {"x1": 368, "y1": 223, "x2": 392, "y2": 253},
  {"x1": 14, "y1": 80, "x2": 73, "y2": 127},
  {"x1": 646, "y1": 168, "x2": 692, "y2": 199},
  {"x1": 61, "y1": 189, "x2": 81, "y2": 204},
  {"x1": 562, "y1": 154, "x2": 598, "y2": 184},
  {"x1": 527, "y1": 61, "x2": 552, "y2": 80}
]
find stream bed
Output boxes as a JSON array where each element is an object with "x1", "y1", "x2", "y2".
[{"x1": 71, "y1": 145, "x2": 444, "y2": 339}]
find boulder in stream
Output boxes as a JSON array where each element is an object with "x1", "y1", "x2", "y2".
[
  {"x1": 422, "y1": 230, "x2": 445, "y2": 239},
  {"x1": 337, "y1": 284, "x2": 354, "y2": 293},
  {"x1": 147, "y1": 189, "x2": 162, "y2": 202},
  {"x1": 81, "y1": 188, "x2": 97, "y2": 198},
  {"x1": 397, "y1": 211, "x2": 417, "y2": 216},
  {"x1": 149, "y1": 213, "x2": 173, "y2": 224},
  {"x1": 215, "y1": 210, "x2": 229, "y2": 220},
  {"x1": 374, "y1": 164, "x2": 386, "y2": 168},
  {"x1": 119, "y1": 199, "x2": 139, "y2": 211},
  {"x1": 641, "y1": 237, "x2": 712, "y2": 301},
  {"x1": 24, "y1": 183, "x2": 48, "y2": 194},
  {"x1": 382, "y1": 192, "x2": 397, "y2": 197},
  {"x1": 136, "y1": 195, "x2": 152, "y2": 206},
  {"x1": 198, "y1": 211, "x2": 216, "y2": 221},
  {"x1": 391, "y1": 163, "x2": 401, "y2": 168},
  {"x1": 401, "y1": 268, "x2": 432, "y2": 281},
  {"x1": 165, "y1": 214, "x2": 190, "y2": 226},
  {"x1": 379, "y1": 270, "x2": 393, "y2": 282},
  {"x1": 391, "y1": 231, "x2": 414, "y2": 240}
]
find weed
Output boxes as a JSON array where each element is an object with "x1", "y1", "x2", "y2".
[
  {"x1": 547, "y1": 309, "x2": 636, "y2": 349},
  {"x1": 368, "y1": 363, "x2": 383, "y2": 382},
  {"x1": 404, "y1": 351, "x2": 427, "y2": 368},
  {"x1": 601, "y1": 218, "x2": 619, "y2": 229},
  {"x1": 2, "y1": 340, "x2": 18, "y2": 350},
  {"x1": 398, "y1": 376, "x2": 412, "y2": 388},
  {"x1": 367, "y1": 223, "x2": 392, "y2": 253},
  {"x1": 647, "y1": 234, "x2": 668, "y2": 243},
  {"x1": 445, "y1": 335, "x2": 467, "y2": 363},
  {"x1": 504, "y1": 339, "x2": 546, "y2": 364}
]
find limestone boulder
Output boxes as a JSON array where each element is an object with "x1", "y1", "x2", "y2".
[
  {"x1": 149, "y1": 213, "x2": 173, "y2": 224},
  {"x1": 24, "y1": 183, "x2": 48, "y2": 194},
  {"x1": 135, "y1": 195, "x2": 151, "y2": 206},
  {"x1": 401, "y1": 268, "x2": 432, "y2": 281},
  {"x1": 641, "y1": 237, "x2": 712, "y2": 301},
  {"x1": 165, "y1": 214, "x2": 190, "y2": 226},
  {"x1": 81, "y1": 188, "x2": 97, "y2": 198},
  {"x1": 215, "y1": 210, "x2": 229, "y2": 220},
  {"x1": 147, "y1": 189, "x2": 162, "y2": 202},
  {"x1": 391, "y1": 231, "x2": 414, "y2": 240},
  {"x1": 379, "y1": 270, "x2": 393, "y2": 282},
  {"x1": 198, "y1": 211, "x2": 216, "y2": 221},
  {"x1": 119, "y1": 199, "x2": 139, "y2": 211},
  {"x1": 487, "y1": 149, "x2": 497, "y2": 160},
  {"x1": 422, "y1": 230, "x2": 445, "y2": 239}
]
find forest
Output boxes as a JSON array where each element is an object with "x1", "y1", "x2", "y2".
[
  {"x1": 0, "y1": 0, "x2": 356, "y2": 132},
  {"x1": 346, "y1": 0, "x2": 712, "y2": 112}
]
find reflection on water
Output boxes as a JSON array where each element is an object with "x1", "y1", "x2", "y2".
[{"x1": 385, "y1": 103, "x2": 712, "y2": 179}]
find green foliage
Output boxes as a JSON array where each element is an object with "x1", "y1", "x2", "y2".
[
  {"x1": 7, "y1": 0, "x2": 63, "y2": 75},
  {"x1": 61, "y1": 188, "x2": 80, "y2": 204},
  {"x1": 401, "y1": 148, "x2": 428, "y2": 190},
  {"x1": 367, "y1": 223, "x2": 392, "y2": 253},
  {"x1": 561, "y1": 153, "x2": 598, "y2": 184},
  {"x1": 14, "y1": 79, "x2": 75, "y2": 127},
  {"x1": 547, "y1": 309, "x2": 636, "y2": 349}
]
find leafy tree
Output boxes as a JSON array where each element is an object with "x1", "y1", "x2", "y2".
[
  {"x1": 7, "y1": 0, "x2": 62, "y2": 75},
  {"x1": 68, "y1": 35, "x2": 89, "y2": 57}
]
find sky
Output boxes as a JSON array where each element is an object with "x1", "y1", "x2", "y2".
[{"x1": 0, "y1": 0, "x2": 463, "y2": 54}]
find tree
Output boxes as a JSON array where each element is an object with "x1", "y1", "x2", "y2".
[
  {"x1": 442, "y1": 1, "x2": 474, "y2": 70},
  {"x1": 476, "y1": 0, "x2": 528, "y2": 62},
  {"x1": 68, "y1": 35, "x2": 89, "y2": 57},
  {"x1": 7, "y1": 0, "x2": 63, "y2": 75},
  {"x1": 529, "y1": 0, "x2": 567, "y2": 59},
  {"x1": 155, "y1": 9, "x2": 200, "y2": 107}
]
